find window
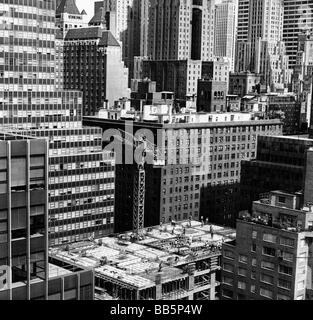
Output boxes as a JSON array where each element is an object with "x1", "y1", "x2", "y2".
[
  {"x1": 252, "y1": 258, "x2": 257, "y2": 267},
  {"x1": 277, "y1": 294, "x2": 290, "y2": 300},
  {"x1": 251, "y1": 285, "x2": 256, "y2": 293},
  {"x1": 224, "y1": 250, "x2": 234, "y2": 260},
  {"x1": 280, "y1": 237, "x2": 295, "y2": 247},
  {"x1": 252, "y1": 231, "x2": 257, "y2": 239},
  {"x1": 279, "y1": 265, "x2": 293, "y2": 276},
  {"x1": 222, "y1": 289, "x2": 233, "y2": 299},
  {"x1": 261, "y1": 261, "x2": 275, "y2": 271},
  {"x1": 239, "y1": 255, "x2": 248, "y2": 264},
  {"x1": 223, "y1": 276, "x2": 234, "y2": 286},
  {"x1": 283, "y1": 252, "x2": 294, "y2": 262},
  {"x1": 260, "y1": 274, "x2": 274, "y2": 285},
  {"x1": 238, "y1": 281, "x2": 246, "y2": 290},
  {"x1": 238, "y1": 268, "x2": 247, "y2": 277},
  {"x1": 260, "y1": 287, "x2": 273, "y2": 299},
  {"x1": 263, "y1": 247, "x2": 276, "y2": 257},
  {"x1": 278, "y1": 196, "x2": 286, "y2": 203},
  {"x1": 278, "y1": 279, "x2": 291, "y2": 290},
  {"x1": 251, "y1": 243, "x2": 256, "y2": 252},
  {"x1": 263, "y1": 233, "x2": 277, "y2": 243},
  {"x1": 223, "y1": 263, "x2": 234, "y2": 273}
]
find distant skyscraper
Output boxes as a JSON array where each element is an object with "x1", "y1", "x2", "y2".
[
  {"x1": 248, "y1": 0, "x2": 284, "y2": 69},
  {"x1": 283, "y1": 0, "x2": 313, "y2": 67},
  {"x1": 147, "y1": 0, "x2": 216, "y2": 61},
  {"x1": 214, "y1": 0, "x2": 238, "y2": 72},
  {"x1": 237, "y1": 0, "x2": 249, "y2": 43}
]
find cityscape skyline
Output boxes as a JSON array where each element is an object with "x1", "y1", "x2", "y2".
[{"x1": 1, "y1": 0, "x2": 313, "y2": 304}]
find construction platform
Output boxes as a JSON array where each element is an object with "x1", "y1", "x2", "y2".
[{"x1": 49, "y1": 220, "x2": 236, "y2": 300}]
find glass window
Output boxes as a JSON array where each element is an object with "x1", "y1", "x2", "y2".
[
  {"x1": 263, "y1": 233, "x2": 277, "y2": 243},
  {"x1": 261, "y1": 261, "x2": 275, "y2": 271},
  {"x1": 239, "y1": 255, "x2": 248, "y2": 263},
  {"x1": 260, "y1": 273, "x2": 274, "y2": 285},
  {"x1": 260, "y1": 287, "x2": 273, "y2": 299},
  {"x1": 279, "y1": 265, "x2": 293, "y2": 276}
]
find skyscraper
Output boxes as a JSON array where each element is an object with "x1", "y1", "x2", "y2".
[
  {"x1": 283, "y1": 0, "x2": 313, "y2": 67},
  {"x1": 248, "y1": 0, "x2": 284, "y2": 70},
  {"x1": 214, "y1": 0, "x2": 238, "y2": 72},
  {"x1": 0, "y1": 0, "x2": 115, "y2": 246},
  {"x1": 147, "y1": 0, "x2": 216, "y2": 61}
]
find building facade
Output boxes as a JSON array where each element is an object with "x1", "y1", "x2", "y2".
[
  {"x1": 147, "y1": 0, "x2": 216, "y2": 61},
  {"x1": 0, "y1": 0, "x2": 115, "y2": 246},
  {"x1": 214, "y1": 0, "x2": 238, "y2": 72},
  {"x1": 63, "y1": 27, "x2": 130, "y2": 115},
  {"x1": 84, "y1": 114, "x2": 282, "y2": 231},
  {"x1": 240, "y1": 135, "x2": 313, "y2": 215},
  {"x1": 221, "y1": 190, "x2": 313, "y2": 300},
  {"x1": 283, "y1": 0, "x2": 313, "y2": 67}
]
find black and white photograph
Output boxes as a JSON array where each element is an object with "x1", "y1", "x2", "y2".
[{"x1": 0, "y1": 0, "x2": 313, "y2": 314}]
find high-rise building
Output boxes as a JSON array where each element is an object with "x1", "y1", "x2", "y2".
[
  {"x1": 240, "y1": 135, "x2": 313, "y2": 214},
  {"x1": 221, "y1": 190, "x2": 313, "y2": 300},
  {"x1": 0, "y1": 132, "x2": 95, "y2": 300},
  {"x1": 236, "y1": 0, "x2": 292, "y2": 91},
  {"x1": 141, "y1": 58, "x2": 230, "y2": 106},
  {"x1": 214, "y1": 0, "x2": 238, "y2": 72},
  {"x1": 84, "y1": 113, "x2": 282, "y2": 231},
  {"x1": 147, "y1": 0, "x2": 216, "y2": 61},
  {"x1": 283, "y1": 0, "x2": 313, "y2": 67},
  {"x1": 293, "y1": 30, "x2": 313, "y2": 130},
  {"x1": 62, "y1": 27, "x2": 130, "y2": 115},
  {"x1": 94, "y1": 0, "x2": 150, "y2": 82},
  {"x1": 236, "y1": 0, "x2": 249, "y2": 43},
  {"x1": 0, "y1": 0, "x2": 115, "y2": 246}
]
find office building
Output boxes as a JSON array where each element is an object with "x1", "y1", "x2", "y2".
[
  {"x1": 267, "y1": 93, "x2": 301, "y2": 135},
  {"x1": 293, "y1": 30, "x2": 313, "y2": 130},
  {"x1": 221, "y1": 190, "x2": 313, "y2": 300},
  {"x1": 214, "y1": 0, "x2": 238, "y2": 72},
  {"x1": 50, "y1": 220, "x2": 236, "y2": 300},
  {"x1": 141, "y1": 58, "x2": 229, "y2": 107},
  {"x1": 0, "y1": 0, "x2": 115, "y2": 246},
  {"x1": 147, "y1": 0, "x2": 216, "y2": 61},
  {"x1": 84, "y1": 112, "x2": 282, "y2": 231},
  {"x1": 283, "y1": 0, "x2": 313, "y2": 67},
  {"x1": 0, "y1": 132, "x2": 94, "y2": 300},
  {"x1": 93, "y1": 0, "x2": 150, "y2": 82},
  {"x1": 197, "y1": 79, "x2": 228, "y2": 112},
  {"x1": 229, "y1": 72, "x2": 261, "y2": 98},
  {"x1": 62, "y1": 27, "x2": 130, "y2": 115},
  {"x1": 236, "y1": 0, "x2": 249, "y2": 43},
  {"x1": 240, "y1": 135, "x2": 313, "y2": 214}
]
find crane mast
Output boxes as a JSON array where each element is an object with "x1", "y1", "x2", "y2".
[{"x1": 116, "y1": 129, "x2": 164, "y2": 239}]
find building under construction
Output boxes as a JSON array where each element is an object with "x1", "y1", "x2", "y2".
[{"x1": 49, "y1": 220, "x2": 236, "y2": 300}]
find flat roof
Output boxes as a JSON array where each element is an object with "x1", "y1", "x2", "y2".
[{"x1": 49, "y1": 220, "x2": 236, "y2": 290}]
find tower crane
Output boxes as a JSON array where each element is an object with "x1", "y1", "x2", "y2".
[{"x1": 114, "y1": 129, "x2": 165, "y2": 239}]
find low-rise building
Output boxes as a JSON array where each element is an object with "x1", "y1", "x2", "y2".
[
  {"x1": 221, "y1": 190, "x2": 313, "y2": 300},
  {"x1": 49, "y1": 220, "x2": 236, "y2": 300}
]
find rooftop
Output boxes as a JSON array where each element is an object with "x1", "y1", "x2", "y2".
[
  {"x1": 56, "y1": 0, "x2": 81, "y2": 15},
  {"x1": 50, "y1": 220, "x2": 235, "y2": 290},
  {"x1": 65, "y1": 28, "x2": 120, "y2": 47}
]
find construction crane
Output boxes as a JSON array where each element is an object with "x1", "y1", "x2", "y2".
[{"x1": 114, "y1": 129, "x2": 165, "y2": 239}]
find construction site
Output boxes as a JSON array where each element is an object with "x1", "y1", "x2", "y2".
[{"x1": 49, "y1": 220, "x2": 236, "y2": 300}]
